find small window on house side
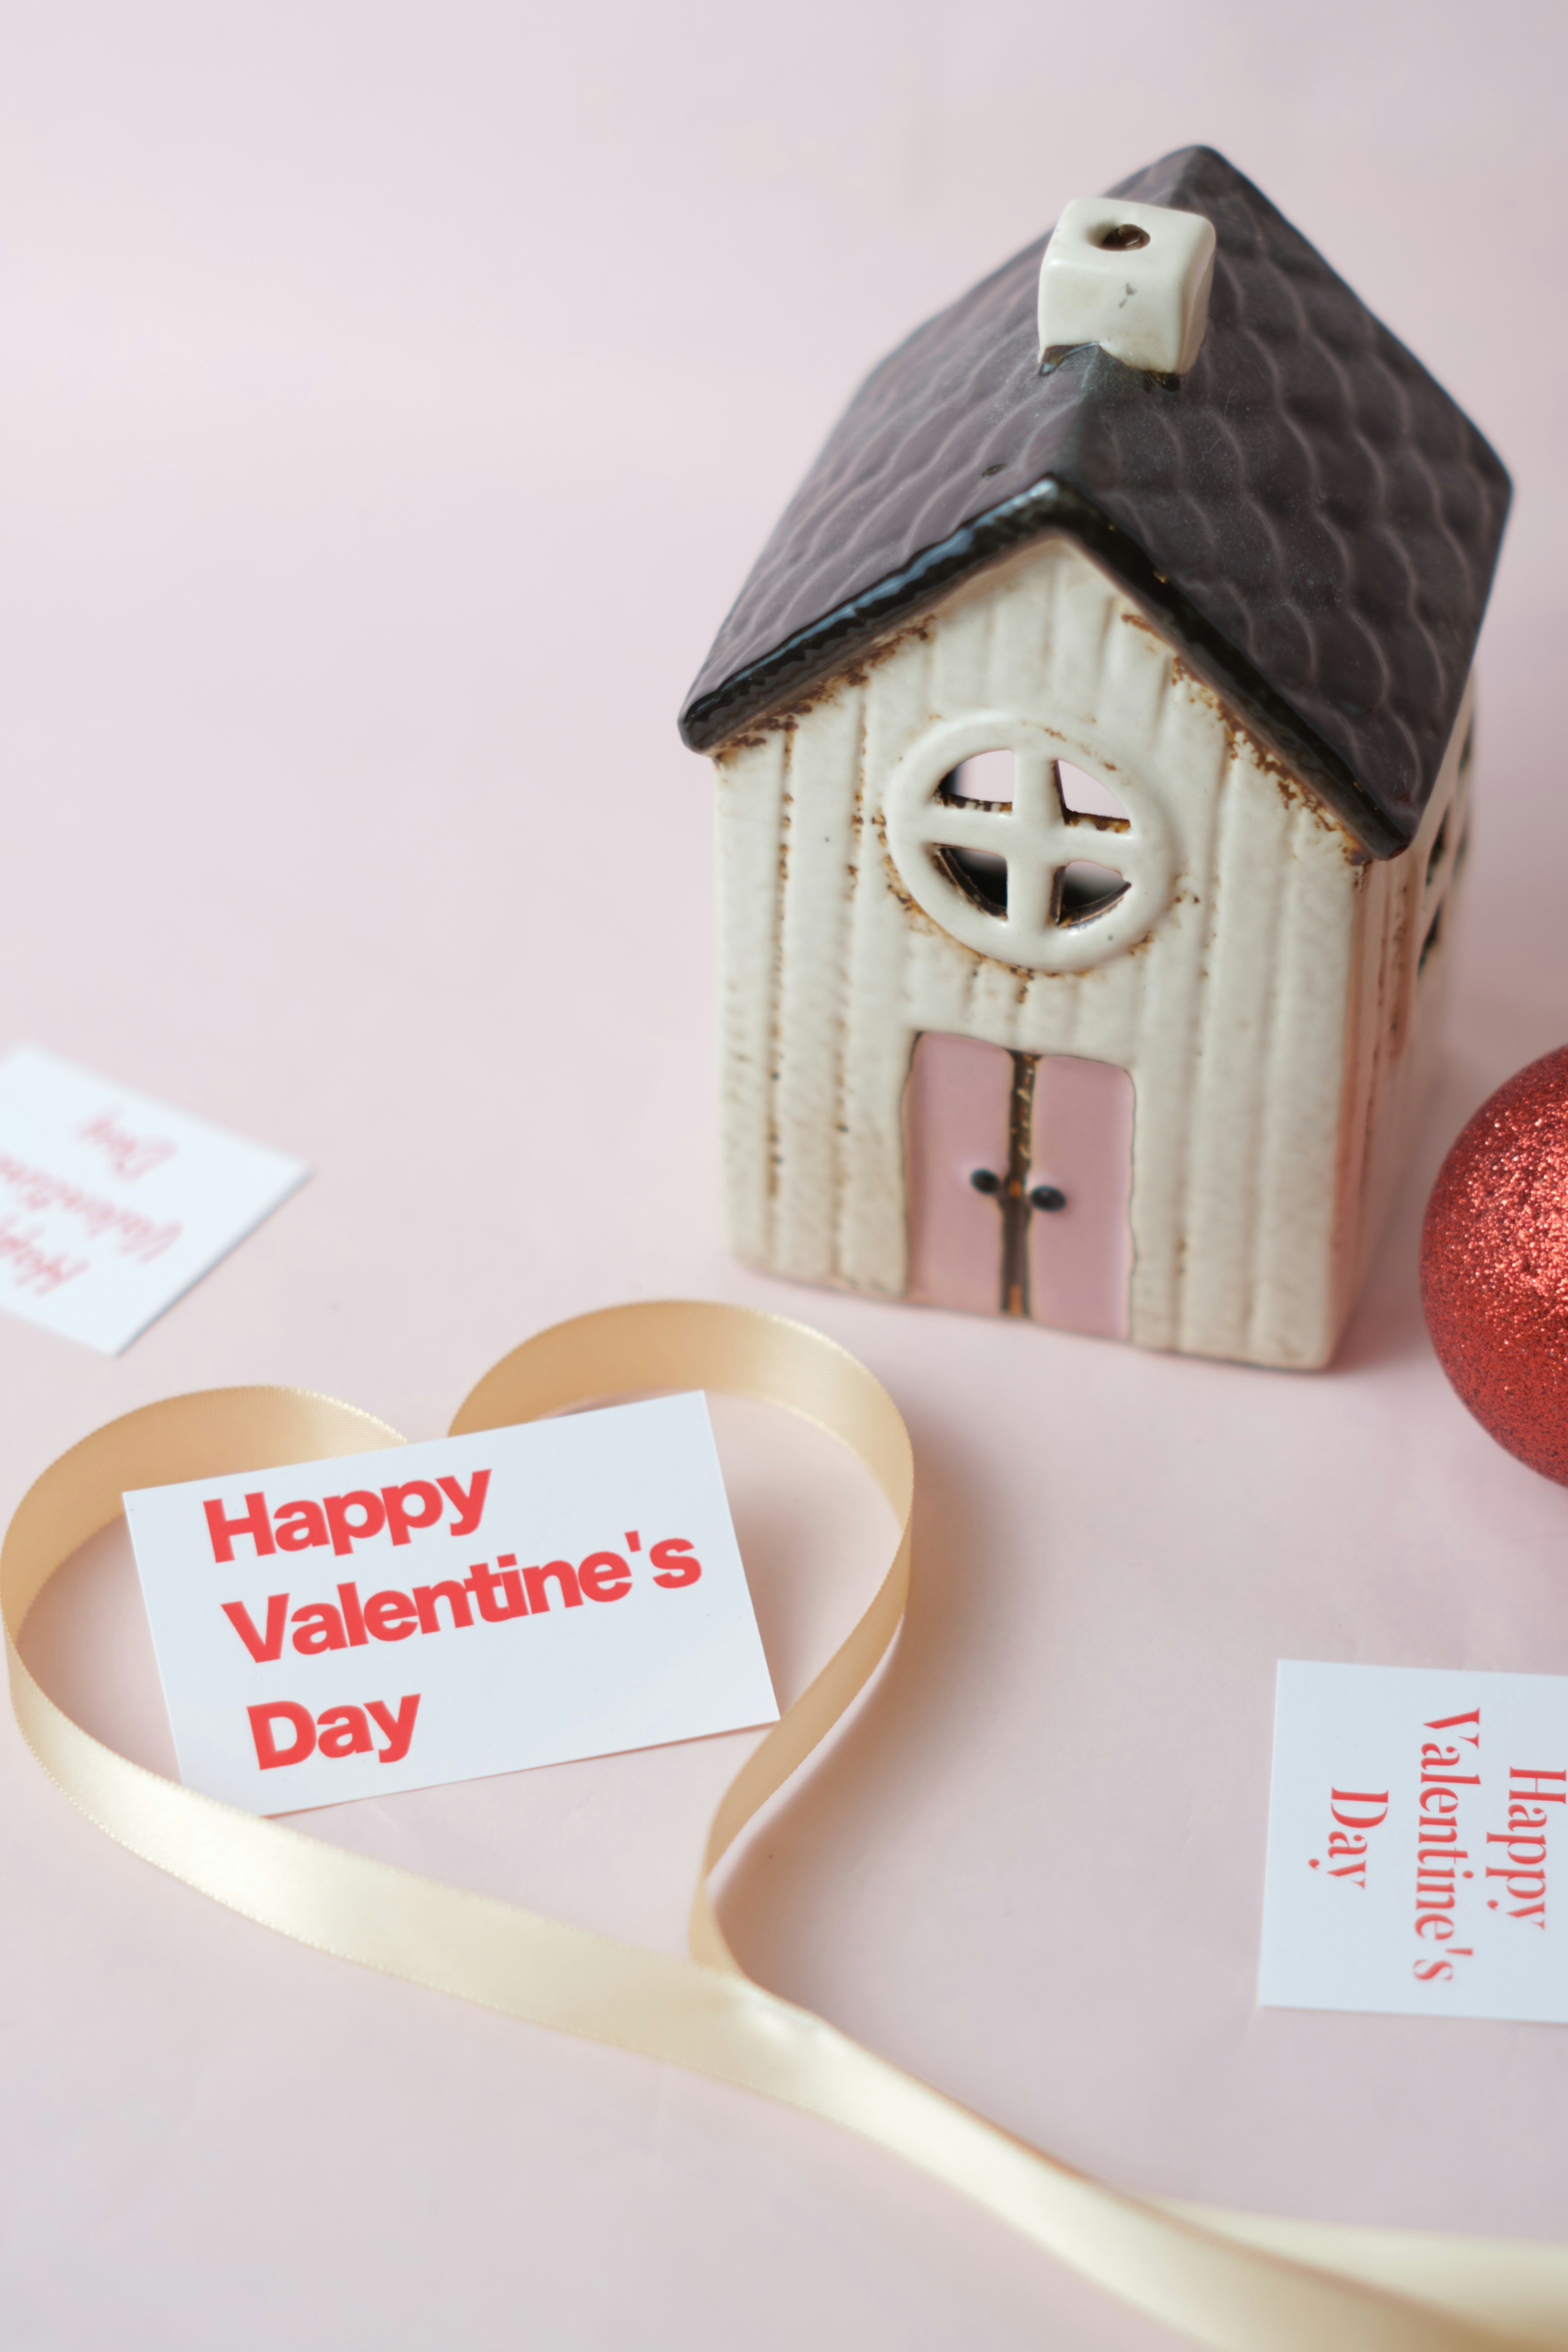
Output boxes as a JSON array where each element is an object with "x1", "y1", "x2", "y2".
[
  {"x1": 1426, "y1": 811, "x2": 1449, "y2": 886},
  {"x1": 1419, "y1": 901, "x2": 1444, "y2": 976}
]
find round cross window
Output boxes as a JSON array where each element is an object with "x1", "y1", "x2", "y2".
[{"x1": 882, "y1": 715, "x2": 1176, "y2": 974}]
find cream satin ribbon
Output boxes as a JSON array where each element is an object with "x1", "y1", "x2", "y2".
[{"x1": 6, "y1": 1298, "x2": 1568, "y2": 2350}]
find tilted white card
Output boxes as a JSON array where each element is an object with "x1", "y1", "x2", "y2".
[
  {"x1": 125, "y1": 1393, "x2": 779, "y2": 1813},
  {"x1": 0, "y1": 1044, "x2": 308, "y2": 1353},
  {"x1": 1260, "y1": 1660, "x2": 1568, "y2": 2024}
]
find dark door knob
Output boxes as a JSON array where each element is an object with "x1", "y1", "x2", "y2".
[
  {"x1": 969, "y1": 1168, "x2": 1001, "y2": 1195},
  {"x1": 1029, "y1": 1183, "x2": 1067, "y2": 1212}
]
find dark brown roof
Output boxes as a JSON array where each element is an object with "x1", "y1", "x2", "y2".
[{"x1": 677, "y1": 146, "x2": 1510, "y2": 858}]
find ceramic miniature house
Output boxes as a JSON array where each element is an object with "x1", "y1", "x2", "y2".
[{"x1": 678, "y1": 147, "x2": 1510, "y2": 1368}]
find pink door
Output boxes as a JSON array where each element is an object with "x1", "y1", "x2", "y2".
[
  {"x1": 904, "y1": 1031, "x2": 1016, "y2": 1315},
  {"x1": 903, "y1": 1032, "x2": 1133, "y2": 1335},
  {"x1": 1027, "y1": 1054, "x2": 1134, "y2": 1339}
]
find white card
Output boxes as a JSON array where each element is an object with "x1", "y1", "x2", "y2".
[
  {"x1": 1260, "y1": 1660, "x2": 1568, "y2": 2024},
  {"x1": 125, "y1": 1394, "x2": 779, "y2": 1813},
  {"x1": 0, "y1": 1045, "x2": 308, "y2": 1353}
]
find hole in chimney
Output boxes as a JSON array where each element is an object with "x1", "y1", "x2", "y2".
[{"x1": 1096, "y1": 223, "x2": 1150, "y2": 251}]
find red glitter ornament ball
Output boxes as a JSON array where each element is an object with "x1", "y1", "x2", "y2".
[{"x1": 1422, "y1": 1045, "x2": 1568, "y2": 1483}]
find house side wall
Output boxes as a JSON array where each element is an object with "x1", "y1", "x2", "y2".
[
  {"x1": 713, "y1": 537, "x2": 1399, "y2": 1369},
  {"x1": 1332, "y1": 676, "x2": 1472, "y2": 1335}
]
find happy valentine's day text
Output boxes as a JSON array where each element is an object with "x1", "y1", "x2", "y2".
[
  {"x1": 204, "y1": 1476, "x2": 703, "y2": 1774},
  {"x1": 1307, "y1": 1705, "x2": 1566, "y2": 1986}
]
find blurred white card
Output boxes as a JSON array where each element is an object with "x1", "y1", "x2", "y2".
[
  {"x1": 1260, "y1": 1660, "x2": 1568, "y2": 2024},
  {"x1": 125, "y1": 1393, "x2": 779, "y2": 1813},
  {"x1": 0, "y1": 1044, "x2": 308, "y2": 1352}
]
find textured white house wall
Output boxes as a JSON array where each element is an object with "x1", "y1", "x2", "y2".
[
  {"x1": 713, "y1": 726, "x2": 786, "y2": 1269},
  {"x1": 770, "y1": 690, "x2": 863, "y2": 1277},
  {"x1": 711, "y1": 537, "x2": 1433, "y2": 1369},
  {"x1": 1334, "y1": 675, "x2": 1472, "y2": 1336}
]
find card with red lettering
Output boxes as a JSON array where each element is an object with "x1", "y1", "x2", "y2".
[
  {"x1": 1259, "y1": 1661, "x2": 1568, "y2": 2024},
  {"x1": 0, "y1": 1044, "x2": 308, "y2": 1353},
  {"x1": 124, "y1": 1394, "x2": 779, "y2": 1813}
]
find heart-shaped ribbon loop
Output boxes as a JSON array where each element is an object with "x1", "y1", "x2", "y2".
[{"x1": 6, "y1": 1301, "x2": 1565, "y2": 2349}]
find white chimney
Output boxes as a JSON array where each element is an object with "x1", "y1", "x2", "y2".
[{"x1": 1037, "y1": 198, "x2": 1216, "y2": 377}]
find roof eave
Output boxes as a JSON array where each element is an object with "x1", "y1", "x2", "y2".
[{"x1": 679, "y1": 479, "x2": 1407, "y2": 859}]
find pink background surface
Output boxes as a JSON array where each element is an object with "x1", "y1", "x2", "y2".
[{"x1": 2, "y1": 6, "x2": 1566, "y2": 2346}]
